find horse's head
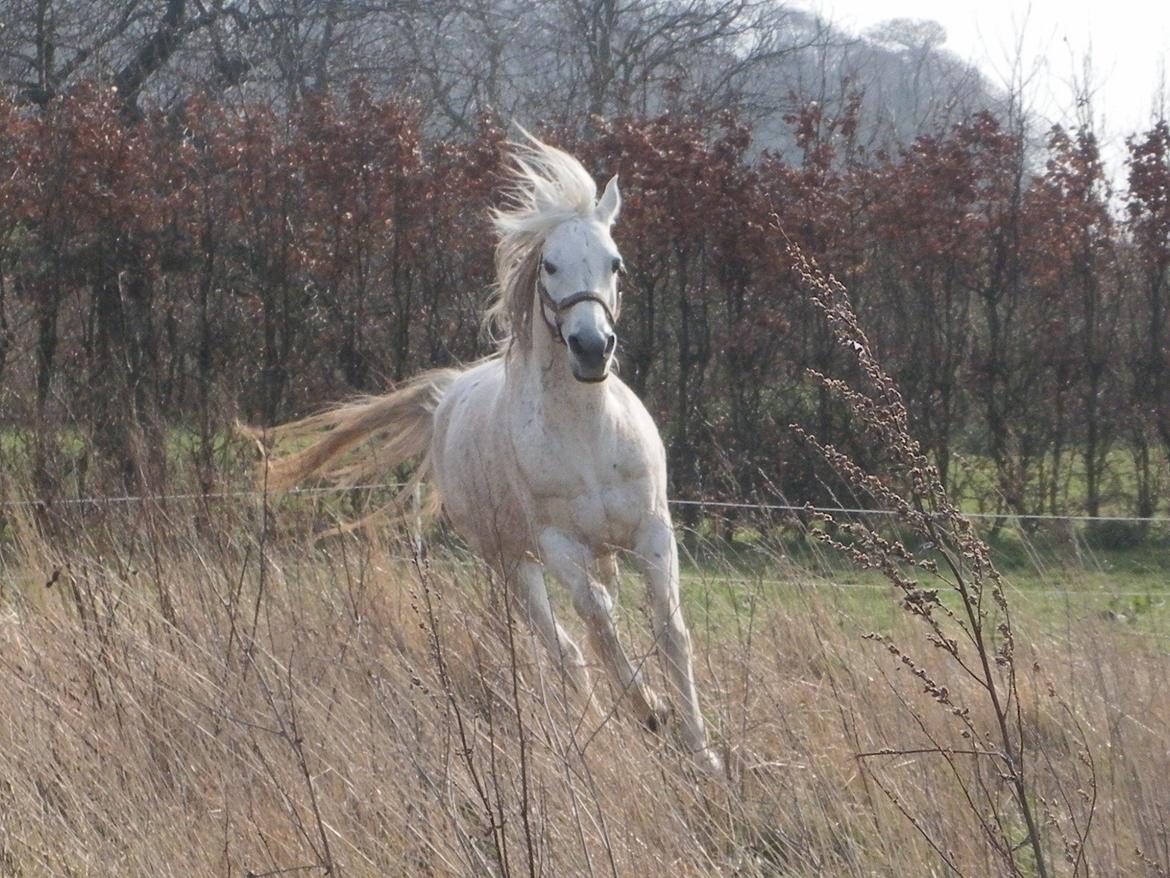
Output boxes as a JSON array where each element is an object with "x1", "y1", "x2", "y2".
[
  {"x1": 490, "y1": 134, "x2": 628, "y2": 380},
  {"x1": 537, "y1": 175, "x2": 623, "y2": 383}
]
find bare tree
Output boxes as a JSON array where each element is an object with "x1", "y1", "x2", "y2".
[
  {"x1": 392, "y1": 0, "x2": 817, "y2": 138},
  {"x1": 0, "y1": 0, "x2": 251, "y2": 110}
]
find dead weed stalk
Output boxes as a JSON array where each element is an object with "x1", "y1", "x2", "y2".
[{"x1": 788, "y1": 243, "x2": 1096, "y2": 878}]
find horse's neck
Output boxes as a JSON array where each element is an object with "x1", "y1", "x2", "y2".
[{"x1": 507, "y1": 313, "x2": 607, "y2": 425}]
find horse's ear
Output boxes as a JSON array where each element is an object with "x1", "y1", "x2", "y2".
[{"x1": 596, "y1": 174, "x2": 621, "y2": 226}]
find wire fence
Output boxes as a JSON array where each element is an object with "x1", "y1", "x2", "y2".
[
  {"x1": 0, "y1": 483, "x2": 407, "y2": 509},
  {"x1": 2, "y1": 481, "x2": 1170, "y2": 524},
  {"x1": 670, "y1": 498, "x2": 1170, "y2": 524},
  {"x1": 1, "y1": 481, "x2": 1166, "y2": 610}
]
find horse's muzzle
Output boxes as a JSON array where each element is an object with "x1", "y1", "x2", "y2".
[{"x1": 568, "y1": 330, "x2": 615, "y2": 382}]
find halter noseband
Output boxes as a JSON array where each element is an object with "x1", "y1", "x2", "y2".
[{"x1": 536, "y1": 278, "x2": 621, "y2": 345}]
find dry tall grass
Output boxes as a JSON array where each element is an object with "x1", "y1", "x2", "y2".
[{"x1": 1, "y1": 502, "x2": 1167, "y2": 877}]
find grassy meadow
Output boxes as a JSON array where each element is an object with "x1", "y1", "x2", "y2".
[{"x1": 0, "y1": 488, "x2": 1167, "y2": 877}]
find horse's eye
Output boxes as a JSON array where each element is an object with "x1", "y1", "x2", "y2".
[
  {"x1": 543, "y1": 260, "x2": 558, "y2": 276},
  {"x1": 612, "y1": 258, "x2": 624, "y2": 275}
]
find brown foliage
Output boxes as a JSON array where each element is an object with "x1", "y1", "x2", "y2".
[{"x1": 0, "y1": 85, "x2": 1166, "y2": 519}]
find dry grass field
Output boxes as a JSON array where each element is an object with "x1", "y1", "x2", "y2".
[{"x1": 1, "y1": 500, "x2": 1167, "y2": 878}]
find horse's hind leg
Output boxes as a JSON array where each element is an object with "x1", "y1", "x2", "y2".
[
  {"x1": 633, "y1": 517, "x2": 721, "y2": 773},
  {"x1": 538, "y1": 530, "x2": 665, "y2": 730},
  {"x1": 594, "y1": 552, "x2": 669, "y2": 730},
  {"x1": 512, "y1": 559, "x2": 591, "y2": 697}
]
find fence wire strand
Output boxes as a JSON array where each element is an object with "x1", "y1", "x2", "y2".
[
  {"x1": 2, "y1": 482, "x2": 1166, "y2": 605},
  {"x1": 2, "y1": 483, "x2": 1169, "y2": 524}
]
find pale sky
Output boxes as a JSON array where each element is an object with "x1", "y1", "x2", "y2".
[{"x1": 798, "y1": 0, "x2": 1170, "y2": 184}]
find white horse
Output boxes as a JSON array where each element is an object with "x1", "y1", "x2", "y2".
[{"x1": 263, "y1": 135, "x2": 720, "y2": 772}]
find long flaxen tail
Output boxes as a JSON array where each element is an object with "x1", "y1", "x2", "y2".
[{"x1": 253, "y1": 368, "x2": 461, "y2": 523}]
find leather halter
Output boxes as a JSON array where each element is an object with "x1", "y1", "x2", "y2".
[{"x1": 536, "y1": 277, "x2": 620, "y2": 345}]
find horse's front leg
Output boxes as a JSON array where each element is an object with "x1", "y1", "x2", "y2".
[
  {"x1": 538, "y1": 528, "x2": 666, "y2": 730},
  {"x1": 509, "y1": 558, "x2": 591, "y2": 696},
  {"x1": 633, "y1": 516, "x2": 722, "y2": 773}
]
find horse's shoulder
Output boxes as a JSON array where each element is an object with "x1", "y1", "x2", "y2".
[{"x1": 607, "y1": 379, "x2": 661, "y2": 436}]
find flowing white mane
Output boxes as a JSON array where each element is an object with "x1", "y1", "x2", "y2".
[{"x1": 486, "y1": 135, "x2": 600, "y2": 352}]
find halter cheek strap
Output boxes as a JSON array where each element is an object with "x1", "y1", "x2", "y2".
[{"x1": 536, "y1": 279, "x2": 621, "y2": 345}]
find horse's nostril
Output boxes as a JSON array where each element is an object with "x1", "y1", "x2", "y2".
[
  {"x1": 604, "y1": 334, "x2": 616, "y2": 354},
  {"x1": 568, "y1": 334, "x2": 585, "y2": 355}
]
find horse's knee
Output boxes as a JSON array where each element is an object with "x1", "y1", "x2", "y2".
[{"x1": 571, "y1": 583, "x2": 613, "y2": 626}]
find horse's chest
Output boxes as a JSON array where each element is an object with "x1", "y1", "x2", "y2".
[
  {"x1": 537, "y1": 480, "x2": 647, "y2": 549},
  {"x1": 520, "y1": 432, "x2": 654, "y2": 547},
  {"x1": 568, "y1": 477, "x2": 646, "y2": 542}
]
